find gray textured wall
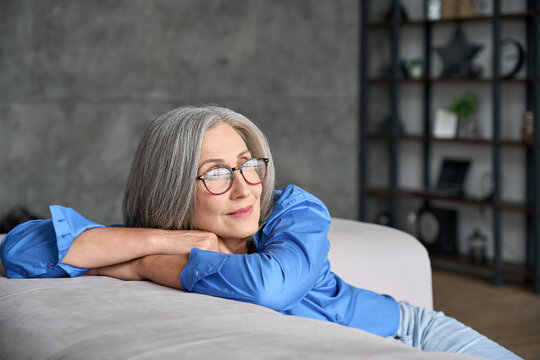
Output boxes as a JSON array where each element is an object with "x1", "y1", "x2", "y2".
[{"x1": 0, "y1": 0, "x2": 359, "y2": 224}]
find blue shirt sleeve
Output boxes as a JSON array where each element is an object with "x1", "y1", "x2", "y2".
[
  {"x1": 180, "y1": 185, "x2": 331, "y2": 311},
  {"x1": 0, "y1": 205, "x2": 104, "y2": 278}
]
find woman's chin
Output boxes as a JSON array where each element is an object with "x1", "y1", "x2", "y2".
[
  {"x1": 220, "y1": 226, "x2": 258, "y2": 242},
  {"x1": 222, "y1": 219, "x2": 259, "y2": 236}
]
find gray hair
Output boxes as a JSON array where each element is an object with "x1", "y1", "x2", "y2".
[{"x1": 122, "y1": 105, "x2": 275, "y2": 230}]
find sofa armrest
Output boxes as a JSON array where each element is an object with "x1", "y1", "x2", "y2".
[{"x1": 328, "y1": 218, "x2": 433, "y2": 310}]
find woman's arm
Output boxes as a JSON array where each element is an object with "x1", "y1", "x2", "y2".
[
  {"x1": 87, "y1": 238, "x2": 233, "y2": 290},
  {"x1": 88, "y1": 255, "x2": 189, "y2": 290},
  {"x1": 61, "y1": 227, "x2": 224, "y2": 269},
  {"x1": 0, "y1": 205, "x2": 225, "y2": 278}
]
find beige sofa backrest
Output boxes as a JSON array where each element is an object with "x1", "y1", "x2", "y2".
[{"x1": 328, "y1": 218, "x2": 433, "y2": 310}]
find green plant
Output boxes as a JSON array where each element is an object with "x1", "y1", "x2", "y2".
[
  {"x1": 410, "y1": 58, "x2": 422, "y2": 67},
  {"x1": 450, "y1": 91, "x2": 479, "y2": 118}
]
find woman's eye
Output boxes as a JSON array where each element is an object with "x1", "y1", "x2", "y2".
[
  {"x1": 206, "y1": 168, "x2": 230, "y2": 180},
  {"x1": 243, "y1": 158, "x2": 258, "y2": 167}
]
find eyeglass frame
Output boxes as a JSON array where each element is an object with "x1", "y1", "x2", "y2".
[{"x1": 196, "y1": 157, "x2": 270, "y2": 195}]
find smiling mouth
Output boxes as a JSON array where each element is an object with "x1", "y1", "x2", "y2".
[{"x1": 227, "y1": 205, "x2": 253, "y2": 218}]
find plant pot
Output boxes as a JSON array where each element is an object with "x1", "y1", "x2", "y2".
[{"x1": 457, "y1": 115, "x2": 479, "y2": 138}]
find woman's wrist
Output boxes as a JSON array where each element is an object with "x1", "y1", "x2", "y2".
[{"x1": 145, "y1": 229, "x2": 175, "y2": 254}]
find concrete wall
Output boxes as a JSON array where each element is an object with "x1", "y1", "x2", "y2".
[{"x1": 0, "y1": 0, "x2": 359, "y2": 224}]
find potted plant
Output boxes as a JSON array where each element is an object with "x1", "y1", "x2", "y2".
[
  {"x1": 450, "y1": 91, "x2": 480, "y2": 138},
  {"x1": 408, "y1": 58, "x2": 423, "y2": 78}
]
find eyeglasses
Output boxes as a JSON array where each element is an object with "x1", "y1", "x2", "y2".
[{"x1": 196, "y1": 158, "x2": 269, "y2": 195}]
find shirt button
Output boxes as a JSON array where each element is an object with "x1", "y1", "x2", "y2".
[
  {"x1": 48, "y1": 263, "x2": 56, "y2": 270},
  {"x1": 194, "y1": 270, "x2": 200, "y2": 277},
  {"x1": 20, "y1": 270, "x2": 27, "y2": 276},
  {"x1": 206, "y1": 264, "x2": 214, "y2": 272}
]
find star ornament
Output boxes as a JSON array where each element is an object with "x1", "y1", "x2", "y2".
[{"x1": 435, "y1": 25, "x2": 484, "y2": 78}]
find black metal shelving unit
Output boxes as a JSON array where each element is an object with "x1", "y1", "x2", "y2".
[{"x1": 359, "y1": 0, "x2": 540, "y2": 294}]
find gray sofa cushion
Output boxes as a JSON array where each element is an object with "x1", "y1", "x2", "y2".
[{"x1": 0, "y1": 276, "x2": 477, "y2": 359}]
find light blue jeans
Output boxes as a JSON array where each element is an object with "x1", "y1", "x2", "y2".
[{"x1": 391, "y1": 301, "x2": 523, "y2": 359}]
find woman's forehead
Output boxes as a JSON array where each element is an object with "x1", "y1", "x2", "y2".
[{"x1": 200, "y1": 123, "x2": 249, "y2": 160}]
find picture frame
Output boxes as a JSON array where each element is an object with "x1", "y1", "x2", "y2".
[{"x1": 433, "y1": 108, "x2": 458, "y2": 138}]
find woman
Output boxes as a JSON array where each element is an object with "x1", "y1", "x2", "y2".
[{"x1": 0, "y1": 105, "x2": 521, "y2": 359}]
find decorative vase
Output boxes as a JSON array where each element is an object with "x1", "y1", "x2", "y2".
[
  {"x1": 458, "y1": 115, "x2": 479, "y2": 138},
  {"x1": 468, "y1": 229, "x2": 487, "y2": 264}
]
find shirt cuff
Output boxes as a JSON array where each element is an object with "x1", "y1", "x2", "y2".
[
  {"x1": 180, "y1": 248, "x2": 229, "y2": 291},
  {"x1": 49, "y1": 205, "x2": 104, "y2": 277}
]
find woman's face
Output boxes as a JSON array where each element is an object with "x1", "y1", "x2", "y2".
[{"x1": 193, "y1": 122, "x2": 262, "y2": 246}]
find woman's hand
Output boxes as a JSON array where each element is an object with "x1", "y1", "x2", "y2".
[
  {"x1": 188, "y1": 233, "x2": 233, "y2": 254},
  {"x1": 161, "y1": 230, "x2": 232, "y2": 254}
]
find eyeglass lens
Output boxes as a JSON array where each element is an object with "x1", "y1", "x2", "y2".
[{"x1": 203, "y1": 158, "x2": 267, "y2": 194}]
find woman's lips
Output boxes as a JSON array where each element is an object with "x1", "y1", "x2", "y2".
[{"x1": 227, "y1": 205, "x2": 253, "y2": 219}]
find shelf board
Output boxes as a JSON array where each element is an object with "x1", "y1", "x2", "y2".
[
  {"x1": 367, "y1": 133, "x2": 533, "y2": 148},
  {"x1": 366, "y1": 77, "x2": 530, "y2": 84},
  {"x1": 368, "y1": 12, "x2": 533, "y2": 28},
  {"x1": 430, "y1": 254, "x2": 534, "y2": 283},
  {"x1": 366, "y1": 187, "x2": 532, "y2": 213}
]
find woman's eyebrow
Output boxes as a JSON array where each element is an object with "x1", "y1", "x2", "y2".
[
  {"x1": 198, "y1": 158, "x2": 224, "y2": 171},
  {"x1": 198, "y1": 150, "x2": 251, "y2": 171},
  {"x1": 237, "y1": 150, "x2": 250, "y2": 158}
]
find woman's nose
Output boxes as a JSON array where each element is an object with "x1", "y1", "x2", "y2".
[{"x1": 230, "y1": 172, "x2": 250, "y2": 199}]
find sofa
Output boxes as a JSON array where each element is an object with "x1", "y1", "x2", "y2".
[{"x1": 0, "y1": 218, "x2": 479, "y2": 359}]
